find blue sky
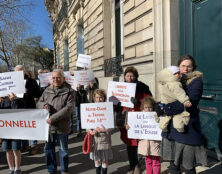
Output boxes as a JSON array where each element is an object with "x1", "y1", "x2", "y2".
[{"x1": 29, "y1": 0, "x2": 53, "y2": 49}]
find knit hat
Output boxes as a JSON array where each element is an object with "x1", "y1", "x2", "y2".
[{"x1": 167, "y1": 66, "x2": 180, "y2": 74}]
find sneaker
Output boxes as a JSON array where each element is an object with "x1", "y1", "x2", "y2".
[
  {"x1": 14, "y1": 170, "x2": 21, "y2": 174},
  {"x1": 8, "y1": 170, "x2": 14, "y2": 174}
]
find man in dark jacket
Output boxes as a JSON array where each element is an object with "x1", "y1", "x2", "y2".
[
  {"x1": 14, "y1": 65, "x2": 41, "y2": 154},
  {"x1": 14, "y1": 65, "x2": 41, "y2": 108},
  {"x1": 36, "y1": 69, "x2": 75, "y2": 174}
]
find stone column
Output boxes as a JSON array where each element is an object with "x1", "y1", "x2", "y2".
[{"x1": 153, "y1": 0, "x2": 180, "y2": 98}]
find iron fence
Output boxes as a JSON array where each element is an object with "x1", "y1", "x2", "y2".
[{"x1": 104, "y1": 55, "x2": 123, "y2": 77}]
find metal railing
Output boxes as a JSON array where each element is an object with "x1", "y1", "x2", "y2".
[{"x1": 104, "y1": 55, "x2": 123, "y2": 77}]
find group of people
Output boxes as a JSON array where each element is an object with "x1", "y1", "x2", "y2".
[
  {"x1": 85, "y1": 55, "x2": 207, "y2": 174},
  {"x1": 0, "y1": 65, "x2": 41, "y2": 174},
  {"x1": 0, "y1": 54, "x2": 208, "y2": 174}
]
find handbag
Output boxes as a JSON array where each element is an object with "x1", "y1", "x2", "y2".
[{"x1": 82, "y1": 132, "x2": 94, "y2": 154}]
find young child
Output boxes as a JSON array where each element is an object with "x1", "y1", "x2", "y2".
[
  {"x1": 138, "y1": 96, "x2": 161, "y2": 174},
  {"x1": 157, "y1": 66, "x2": 192, "y2": 132},
  {"x1": 88, "y1": 89, "x2": 112, "y2": 174}
]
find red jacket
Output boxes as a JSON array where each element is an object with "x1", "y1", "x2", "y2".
[{"x1": 120, "y1": 81, "x2": 152, "y2": 146}]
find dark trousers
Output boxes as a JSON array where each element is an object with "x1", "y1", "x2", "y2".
[{"x1": 127, "y1": 145, "x2": 138, "y2": 170}]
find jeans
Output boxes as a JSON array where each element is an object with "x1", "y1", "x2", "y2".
[
  {"x1": 70, "y1": 113, "x2": 74, "y2": 133},
  {"x1": 45, "y1": 133, "x2": 69, "y2": 173},
  {"x1": 21, "y1": 140, "x2": 37, "y2": 148},
  {"x1": 21, "y1": 140, "x2": 29, "y2": 147},
  {"x1": 2, "y1": 139, "x2": 21, "y2": 151},
  {"x1": 74, "y1": 105, "x2": 81, "y2": 132}
]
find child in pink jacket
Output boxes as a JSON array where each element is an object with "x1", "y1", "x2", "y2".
[{"x1": 138, "y1": 96, "x2": 161, "y2": 174}]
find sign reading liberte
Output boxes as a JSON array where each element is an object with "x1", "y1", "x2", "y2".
[
  {"x1": 0, "y1": 109, "x2": 49, "y2": 141},
  {"x1": 127, "y1": 112, "x2": 162, "y2": 141},
  {"x1": 0, "y1": 71, "x2": 25, "y2": 97},
  {"x1": 107, "y1": 81, "x2": 136, "y2": 108},
  {"x1": 77, "y1": 54, "x2": 91, "y2": 68},
  {"x1": 81, "y1": 102, "x2": 114, "y2": 129}
]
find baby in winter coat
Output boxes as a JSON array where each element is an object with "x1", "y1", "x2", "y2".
[{"x1": 157, "y1": 66, "x2": 192, "y2": 132}]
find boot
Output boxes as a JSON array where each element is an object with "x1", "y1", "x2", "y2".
[
  {"x1": 96, "y1": 166, "x2": 101, "y2": 174},
  {"x1": 101, "y1": 168, "x2": 107, "y2": 174},
  {"x1": 168, "y1": 162, "x2": 181, "y2": 174}
]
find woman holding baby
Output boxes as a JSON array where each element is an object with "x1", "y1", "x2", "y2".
[{"x1": 160, "y1": 55, "x2": 208, "y2": 174}]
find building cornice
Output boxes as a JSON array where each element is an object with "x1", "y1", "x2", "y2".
[
  {"x1": 45, "y1": 0, "x2": 55, "y2": 14},
  {"x1": 68, "y1": 0, "x2": 85, "y2": 19}
]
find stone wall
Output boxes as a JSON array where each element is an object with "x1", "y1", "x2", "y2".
[{"x1": 46, "y1": 0, "x2": 180, "y2": 98}]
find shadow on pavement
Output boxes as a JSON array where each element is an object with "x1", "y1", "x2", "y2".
[{"x1": 199, "y1": 164, "x2": 222, "y2": 174}]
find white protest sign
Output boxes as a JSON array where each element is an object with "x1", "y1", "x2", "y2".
[
  {"x1": 127, "y1": 112, "x2": 162, "y2": 141},
  {"x1": 64, "y1": 71, "x2": 70, "y2": 78},
  {"x1": 0, "y1": 109, "x2": 49, "y2": 141},
  {"x1": 16, "y1": 80, "x2": 26, "y2": 98},
  {"x1": 38, "y1": 72, "x2": 52, "y2": 87},
  {"x1": 81, "y1": 102, "x2": 114, "y2": 129},
  {"x1": 64, "y1": 71, "x2": 75, "y2": 90},
  {"x1": 74, "y1": 70, "x2": 95, "y2": 86},
  {"x1": 107, "y1": 81, "x2": 136, "y2": 108},
  {"x1": 77, "y1": 54, "x2": 91, "y2": 68},
  {"x1": 0, "y1": 71, "x2": 25, "y2": 97}
]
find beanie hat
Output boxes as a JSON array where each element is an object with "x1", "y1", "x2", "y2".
[
  {"x1": 167, "y1": 66, "x2": 180, "y2": 75},
  {"x1": 82, "y1": 132, "x2": 93, "y2": 154}
]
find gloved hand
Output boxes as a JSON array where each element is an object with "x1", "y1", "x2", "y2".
[
  {"x1": 154, "y1": 102, "x2": 165, "y2": 116},
  {"x1": 130, "y1": 97, "x2": 140, "y2": 105},
  {"x1": 114, "y1": 102, "x2": 123, "y2": 112}
]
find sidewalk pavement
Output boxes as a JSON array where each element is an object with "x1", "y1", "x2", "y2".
[{"x1": 0, "y1": 130, "x2": 222, "y2": 174}]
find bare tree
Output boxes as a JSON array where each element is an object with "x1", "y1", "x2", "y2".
[
  {"x1": 15, "y1": 36, "x2": 54, "y2": 70},
  {"x1": 0, "y1": 0, "x2": 34, "y2": 70}
]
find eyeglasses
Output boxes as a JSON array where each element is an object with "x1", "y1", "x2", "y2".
[{"x1": 181, "y1": 65, "x2": 193, "y2": 69}]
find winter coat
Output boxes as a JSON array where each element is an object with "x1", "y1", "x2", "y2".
[
  {"x1": 138, "y1": 140, "x2": 161, "y2": 156},
  {"x1": 93, "y1": 129, "x2": 112, "y2": 150},
  {"x1": 86, "y1": 83, "x2": 98, "y2": 103},
  {"x1": 74, "y1": 86, "x2": 88, "y2": 107},
  {"x1": 157, "y1": 68, "x2": 190, "y2": 104},
  {"x1": 36, "y1": 82, "x2": 75, "y2": 134},
  {"x1": 120, "y1": 81, "x2": 152, "y2": 146},
  {"x1": 162, "y1": 71, "x2": 204, "y2": 145},
  {"x1": 23, "y1": 75, "x2": 41, "y2": 108},
  {"x1": 157, "y1": 68, "x2": 190, "y2": 132}
]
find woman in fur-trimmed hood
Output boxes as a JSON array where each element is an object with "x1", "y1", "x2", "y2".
[{"x1": 161, "y1": 55, "x2": 207, "y2": 174}]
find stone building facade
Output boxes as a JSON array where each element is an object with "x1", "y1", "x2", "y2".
[{"x1": 45, "y1": 0, "x2": 180, "y2": 98}]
